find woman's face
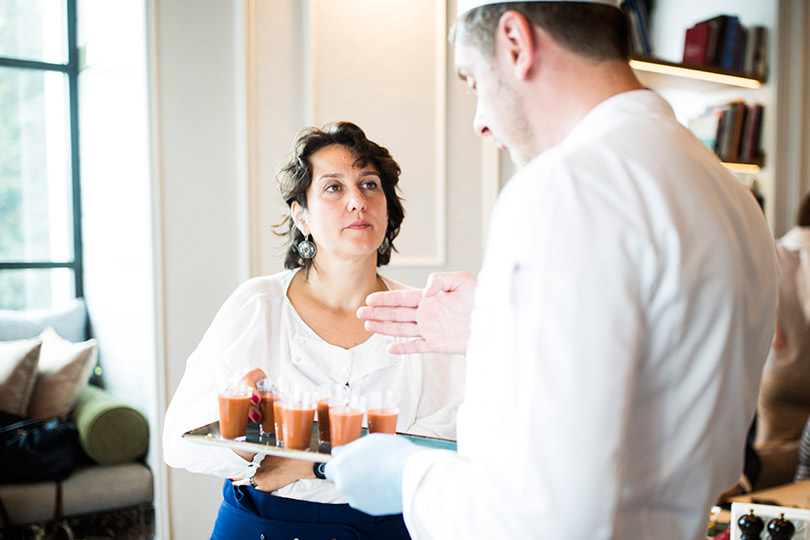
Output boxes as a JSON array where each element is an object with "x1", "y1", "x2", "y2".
[{"x1": 299, "y1": 144, "x2": 388, "y2": 263}]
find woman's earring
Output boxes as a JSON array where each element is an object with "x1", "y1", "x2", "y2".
[
  {"x1": 378, "y1": 236, "x2": 390, "y2": 255},
  {"x1": 297, "y1": 235, "x2": 316, "y2": 259}
]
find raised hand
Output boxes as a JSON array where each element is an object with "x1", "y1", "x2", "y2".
[{"x1": 357, "y1": 272, "x2": 476, "y2": 355}]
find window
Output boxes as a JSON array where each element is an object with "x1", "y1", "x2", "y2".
[{"x1": 0, "y1": 0, "x2": 82, "y2": 310}]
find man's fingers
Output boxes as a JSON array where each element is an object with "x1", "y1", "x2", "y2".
[
  {"x1": 423, "y1": 272, "x2": 473, "y2": 297},
  {"x1": 388, "y1": 339, "x2": 432, "y2": 355},
  {"x1": 357, "y1": 305, "x2": 418, "y2": 323},
  {"x1": 363, "y1": 320, "x2": 421, "y2": 338},
  {"x1": 365, "y1": 289, "x2": 423, "y2": 308}
]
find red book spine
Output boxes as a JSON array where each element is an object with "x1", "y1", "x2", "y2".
[{"x1": 683, "y1": 22, "x2": 710, "y2": 65}]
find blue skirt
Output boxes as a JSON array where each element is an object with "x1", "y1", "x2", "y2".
[{"x1": 210, "y1": 480, "x2": 411, "y2": 540}]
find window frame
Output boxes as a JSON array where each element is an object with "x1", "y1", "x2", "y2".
[{"x1": 0, "y1": 0, "x2": 84, "y2": 301}]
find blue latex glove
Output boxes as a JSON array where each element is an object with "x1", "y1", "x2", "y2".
[{"x1": 325, "y1": 433, "x2": 426, "y2": 516}]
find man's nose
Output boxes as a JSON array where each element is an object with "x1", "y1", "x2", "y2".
[{"x1": 473, "y1": 106, "x2": 490, "y2": 137}]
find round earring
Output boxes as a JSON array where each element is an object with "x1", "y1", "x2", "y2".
[
  {"x1": 378, "y1": 236, "x2": 390, "y2": 255},
  {"x1": 297, "y1": 235, "x2": 316, "y2": 259}
]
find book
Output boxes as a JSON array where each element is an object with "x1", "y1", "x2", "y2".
[
  {"x1": 733, "y1": 26, "x2": 747, "y2": 72},
  {"x1": 689, "y1": 110, "x2": 721, "y2": 150},
  {"x1": 622, "y1": 0, "x2": 653, "y2": 56},
  {"x1": 683, "y1": 22, "x2": 710, "y2": 65},
  {"x1": 750, "y1": 26, "x2": 768, "y2": 79},
  {"x1": 704, "y1": 15, "x2": 730, "y2": 66},
  {"x1": 743, "y1": 26, "x2": 757, "y2": 75},
  {"x1": 740, "y1": 104, "x2": 763, "y2": 162},
  {"x1": 718, "y1": 16, "x2": 741, "y2": 69},
  {"x1": 626, "y1": 9, "x2": 645, "y2": 56},
  {"x1": 728, "y1": 101, "x2": 747, "y2": 161},
  {"x1": 713, "y1": 104, "x2": 732, "y2": 160}
]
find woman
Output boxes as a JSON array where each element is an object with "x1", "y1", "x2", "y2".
[
  {"x1": 749, "y1": 190, "x2": 810, "y2": 488},
  {"x1": 163, "y1": 122, "x2": 464, "y2": 539}
]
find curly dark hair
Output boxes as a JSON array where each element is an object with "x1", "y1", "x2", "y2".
[{"x1": 275, "y1": 122, "x2": 405, "y2": 271}]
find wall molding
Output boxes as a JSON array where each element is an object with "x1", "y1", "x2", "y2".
[{"x1": 307, "y1": 0, "x2": 448, "y2": 268}]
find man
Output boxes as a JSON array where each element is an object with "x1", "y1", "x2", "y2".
[{"x1": 326, "y1": 1, "x2": 778, "y2": 538}]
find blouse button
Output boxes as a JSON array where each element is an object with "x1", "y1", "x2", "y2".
[
  {"x1": 341, "y1": 365, "x2": 349, "y2": 372},
  {"x1": 392, "y1": 358, "x2": 400, "y2": 364},
  {"x1": 297, "y1": 336, "x2": 305, "y2": 344},
  {"x1": 293, "y1": 357, "x2": 302, "y2": 364}
]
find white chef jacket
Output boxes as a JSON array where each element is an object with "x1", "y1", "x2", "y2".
[
  {"x1": 163, "y1": 268, "x2": 464, "y2": 504},
  {"x1": 402, "y1": 90, "x2": 778, "y2": 540}
]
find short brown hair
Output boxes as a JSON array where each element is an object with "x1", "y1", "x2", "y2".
[
  {"x1": 275, "y1": 122, "x2": 405, "y2": 271},
  {"x1": 455, "y1": 2, "x2": 630, "y2": 61}
]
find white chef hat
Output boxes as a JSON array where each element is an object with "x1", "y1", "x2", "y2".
[{"x1": 458, "y1": 0, "x2": 621, "y2": 18}]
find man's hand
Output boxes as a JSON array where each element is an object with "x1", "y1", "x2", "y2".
[
  {"x1": 357, "y1": 272, "x2": 476, "y2": 355},
  {"x1": 251, "y1": 455, "x2": 314, "y2": 493},
  {"x1": 325, "y1": 434, "x2": 426, "y2": 516}
]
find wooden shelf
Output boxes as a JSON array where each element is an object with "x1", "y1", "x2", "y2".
[
  {"x1": 630, "y1": 56, "x2": 765, "y2": 91},
  {"x1": 723, "y1": 162, "x2": 761, "y2": 174}
]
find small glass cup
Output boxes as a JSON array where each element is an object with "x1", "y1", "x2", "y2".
[
  {"x1": 273, "y1": 377, "x2": 291, "y2": 447},
  {"x1": 280, "y1": 384, "x2": 317, "y2": 451},
  {"x1": 256, "y1": 377, "x2": 275, "y2": 439},
  {"x1": 329, "y1": 394, "x2": 367, "y2": 448},
  {"x1": 316, "y1": 384, "x2": 348, "y2": 445},
  {"x1": 366, "y1": 390, "x2": 401, "y2": 434},
  {"x1": 217, "y1": 378, "x2": 253, "y2": 439}
]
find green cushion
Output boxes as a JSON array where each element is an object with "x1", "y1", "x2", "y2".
[{"x1": 70, "y1": 385, "x2": 149, "y2": 465}]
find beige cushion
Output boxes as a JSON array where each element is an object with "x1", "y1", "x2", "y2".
[
  {"x1": 27, "y1": 327, "x2": 98, "y2": 420},
  {"x1": 0, "y1": 463, "x2": 153, "y2": 524},
  {"x1": 0, "y1": 338, "x2": 42, "y2": 416}
]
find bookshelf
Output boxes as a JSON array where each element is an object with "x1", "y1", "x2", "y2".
[
  {"x1": 630, "y1": 55, "x2": 766, "y2": 174},
  {"x1": 630, "y1": 56, "x2": 763, "y2": 91}
]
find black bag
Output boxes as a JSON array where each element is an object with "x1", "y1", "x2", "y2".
[{"x1": 0, "y1": 413, "x2": 79, "y2": 484}]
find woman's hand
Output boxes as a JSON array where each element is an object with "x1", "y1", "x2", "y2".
[{"x1": 250, "y1": 455, "x2": 315, "y2": 492}]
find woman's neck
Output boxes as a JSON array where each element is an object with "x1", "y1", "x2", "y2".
[{"x1": 299, "y1": 256, "x2": 385, "y2": 313}]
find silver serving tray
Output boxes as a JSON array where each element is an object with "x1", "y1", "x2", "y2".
[{"x1": 182, "y1": 421, "x2": 457, "y2": 463}]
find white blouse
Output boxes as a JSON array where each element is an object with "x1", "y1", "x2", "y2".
[{"x1": 163, "y1": 268, "x2": 464, "y2": 504}]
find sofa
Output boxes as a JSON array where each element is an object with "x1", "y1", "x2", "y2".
[{"x1": 0, "y1": 299, "x2": 154, "y2": 539}]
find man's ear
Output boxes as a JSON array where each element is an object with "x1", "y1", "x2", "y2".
[
  {"x1": 290, "y1": 201, "x2": 309, "y2": 236},
  {"x1": 497, "y1": 10, "x2": 535, "y2": 80}
]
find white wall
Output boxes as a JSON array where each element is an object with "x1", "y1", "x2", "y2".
[
  {"x1": 76, "y1": 0, "x2": 165, "y2": 534},
  {"x1": 152, "y1": 0, "x2": 249, "y2": 537},
  {"x1": 251, "y1": 0, "x2": 487, "y2": 289}
]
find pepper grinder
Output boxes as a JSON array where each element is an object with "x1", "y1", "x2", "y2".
[
  {"x1": 738, "y1": 509, "x2": 764, "y2": 540},
  {"x1": 767, "y1": 513, "x2": 795, "y2": 540}
]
